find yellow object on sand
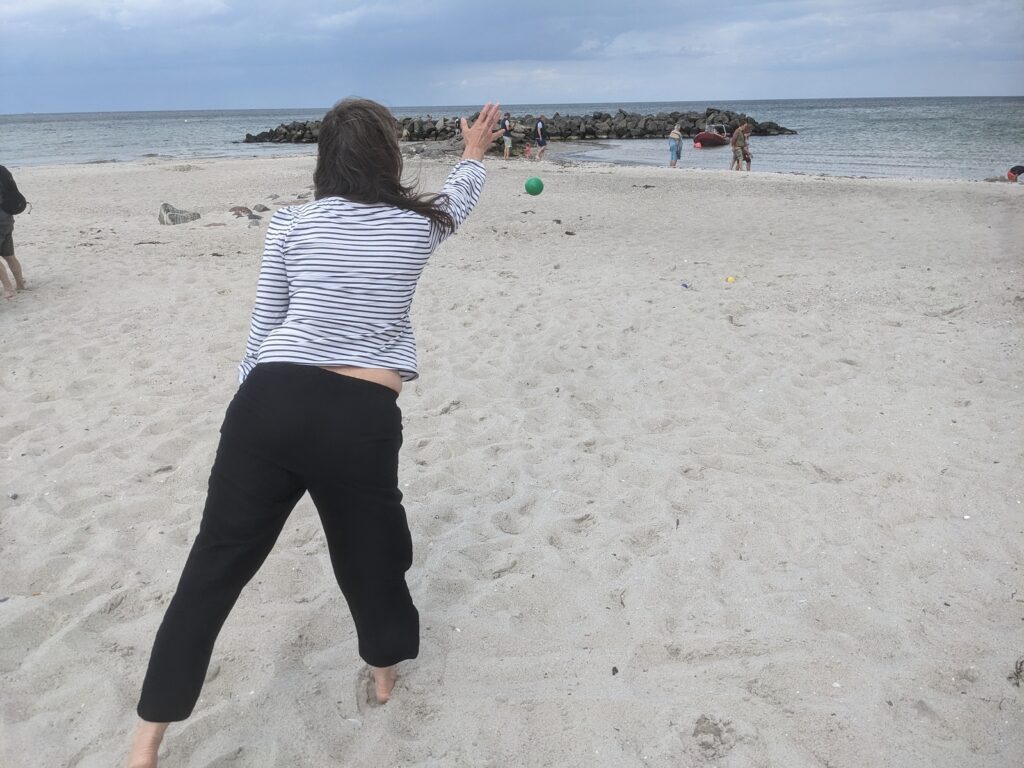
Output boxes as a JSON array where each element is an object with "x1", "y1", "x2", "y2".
[{"x1": 725, "y1": 276, "x2": 736, "y2": 283}]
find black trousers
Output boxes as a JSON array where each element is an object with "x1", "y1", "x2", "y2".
[{"x1": 137, "y1": 363, "x2": 418, "y2": 722}]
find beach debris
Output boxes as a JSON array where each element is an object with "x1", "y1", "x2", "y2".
[
  {"x1": 611, "y1": 666, "x2": 619, "y2": 676},
  {"x1": 158, "y1": 203, "x2": 200, "y2": 225},
  {"x1": 680, "y1": 282, "x2": 690, "y2": 289},
  {"x1": 253, "y1": 204, "x2": 270, "y2": 212},
  {"x1": 725, "y1": 276, "x2": 736, "y2": 283},
  {"x1": 267, "y1": 193, "x2": 280, "y2": 200},
  {"x1": 203, "y1": 223, "x2": 227, "y2": 228},
  {"x1": 228, "y1": 206, "x2": 253, "y2": 217},
  {"x1": 9, "y1": 493, "x2": 17, "y2": 500},
  {"x1": 631, "y1": 184, "x2": 656, "y2": 189},
  {"x1": 1009, "y1": 657, "x2": 1024, "y2": 687},
  {"x1": 297, "y1": 192, "x2": 312, "y2": 199},
  {"x1": 134, "y1": 241, "x2": 167, "y2": 245},
  {"x1": 564, "y1": 230, "x2": 576, "y2": 236}
]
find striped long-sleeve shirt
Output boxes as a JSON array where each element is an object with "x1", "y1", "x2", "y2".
[{"x1": 238, "y1": 159, "x2": 486, "y2": 384}]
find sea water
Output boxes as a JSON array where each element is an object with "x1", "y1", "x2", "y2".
[{"x1": 2, "y1": 97, "x2": 1022, "y2": 181}]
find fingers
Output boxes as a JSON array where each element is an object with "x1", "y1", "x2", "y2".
[{"x1": 471, "y1": 102, "x2": 500, "y2": 129}]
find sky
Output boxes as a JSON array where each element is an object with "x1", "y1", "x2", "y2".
[{"x1": 1, "y1": 0, "x2": 1022, "y2": 114}]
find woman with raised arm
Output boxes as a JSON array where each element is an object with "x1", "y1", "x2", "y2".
[{"x1": 127, "y1": 99, "x2": 503, "y2": 767}]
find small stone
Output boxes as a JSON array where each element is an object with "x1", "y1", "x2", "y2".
[
  {"x1": 612, "y1": 666, "x2": 619, "y2": 675},
  {"x1": 9, "y1": 493, "x2": 17, "y2": 500}
]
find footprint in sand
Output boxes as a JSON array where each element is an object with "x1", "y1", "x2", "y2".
[
  {"x1": 491, "y1": 501, "x2": 534, "y2": 535},
  {"x1": 691, "y1": 714, "x2": 737, "y2": 759},
  {"x1": 354, "y1": 666, "x2": 385, "y2": 714}
]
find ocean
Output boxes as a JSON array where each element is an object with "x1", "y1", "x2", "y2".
[{"x1": 2, "y1": 97, "x2": 1022, "y2": 181}]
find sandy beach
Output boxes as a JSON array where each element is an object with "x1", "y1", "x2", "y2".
[{"x1": 1, "y1": 154, "x2": 1022, "y2": 767}]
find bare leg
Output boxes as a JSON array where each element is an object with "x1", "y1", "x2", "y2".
[
  {"x1": 4, "y1": 255, "x2": 25, "y2": 289},
  {"x1": 126, "y1": 720, "x2": 169, "y2": 768},
  {"x1": 0, "y1": 259, "x2": 14, "y2": 298},
  {"x1": 370, "y1": 665, "x2": 398, "y2": 703}
]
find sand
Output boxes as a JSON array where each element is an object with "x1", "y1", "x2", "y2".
[{"x1": 1, "y1": 154, "x2": 1022, "y2": 767}]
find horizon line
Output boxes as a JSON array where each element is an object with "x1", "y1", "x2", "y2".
[{"x1": 3, "y1": 94, "x2": 1023, "y2": 119}]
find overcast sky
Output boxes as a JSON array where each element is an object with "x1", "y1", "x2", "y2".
[{"x1": 2, "y1": 0, "x2": 1021, "y2": 114}]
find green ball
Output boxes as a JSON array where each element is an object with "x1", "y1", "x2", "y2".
[{"x1": 525, "y1": 177, "x2": 544, "y2": 196}]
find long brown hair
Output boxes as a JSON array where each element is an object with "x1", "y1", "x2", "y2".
[{"x1": 314, "y1": 98, "x2": 454, "y2": 235}]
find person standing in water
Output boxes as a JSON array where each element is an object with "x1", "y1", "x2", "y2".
[
  {"x1": 126, "y1": 99, "x2": 504, "y2": 768},
  {"x1": 730, "y1": 121, "x2": 753, "y2": 172},
  {"x1": 668, "y1": 123, "x2": 683, "y2": 168}
]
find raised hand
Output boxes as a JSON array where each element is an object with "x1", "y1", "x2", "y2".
[{"x1": 460, "y1": 102, "x2": 505, "y2": 162}]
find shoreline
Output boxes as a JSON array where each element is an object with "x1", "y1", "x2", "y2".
[{"x1": 16, "y1": 147, "x2": 1022, "y2": 186}]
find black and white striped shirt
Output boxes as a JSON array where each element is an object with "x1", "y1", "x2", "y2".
[{"x1": 239, "y1": 159, "x2": 486, "y2": 383}]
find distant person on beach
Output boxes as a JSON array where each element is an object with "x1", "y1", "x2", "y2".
[
  {"x1": 501, "y1": 112, "x2": 513, "y2": 160},
  {"x1": 126, "y1": 98, "x2": 504, "y2": 768},
  {"x1": 668, "y1": 123, "x2": 683, "y2": 168},
  {"x1": 524, "y1": 142, "x2": 533, "y2": 159},
  {"x1": 535, "y1": 115, "x2": 548, "y2": 161},
  {"x1": 730, "y1": 122, "x2": 753, "y2": 172},
  {"x1": 0, "y1": 165, "x2": 28, "y2": 299}
]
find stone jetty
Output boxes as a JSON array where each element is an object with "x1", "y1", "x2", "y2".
[{"x1": 243, "y1": 107, "x2": 795, "y2": 145}]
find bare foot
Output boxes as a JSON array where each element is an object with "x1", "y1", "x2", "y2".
[
  {"x1": 370, "y1": 665, "x2": 397, "y2": 704},
  {"x1": 126, "y1": 720, "x2": 168, "y2": 768},
  {"x1": 2, "y1": 289, "x2": 13, "y2": 299}
]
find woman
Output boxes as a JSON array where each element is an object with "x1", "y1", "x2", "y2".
[{"x1": 127, "y1": 99, "x2": 503, "y2": 767}]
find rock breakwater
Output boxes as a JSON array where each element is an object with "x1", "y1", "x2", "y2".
[{"x1": 243, "y1": 107, "x2": 795, "y2": 145}]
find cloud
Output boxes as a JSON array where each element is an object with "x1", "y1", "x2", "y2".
[
  {"x1": 0, "y1": 0, "x2": 230, "y2": 26},
  {"x1": 1, "y1": 0, "x2": 1020, "y2": 112}
]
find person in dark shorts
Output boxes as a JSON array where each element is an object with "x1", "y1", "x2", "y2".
[
  {"x1": 535, "y1": 115, "x2": 548, "y2": 161},
  {"x1": 501, "y1": 112, "x2": 513, "y2": 160},
  {"x1": 0, "y1": 165, "x2": 27, "y2": 299}
]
